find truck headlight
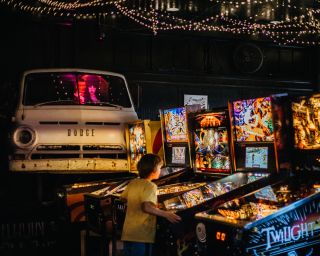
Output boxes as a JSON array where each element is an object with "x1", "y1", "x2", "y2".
[{"x1": 13, "y1": 127, "x2": 36, "y2": 148}]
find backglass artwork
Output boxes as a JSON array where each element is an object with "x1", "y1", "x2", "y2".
[
  {"x1": 292, "y1": 95, "x2": 320, "y2": 149},
  {"x1": 233, "y1": 97, "x2": 274, "y2": 142},
  {"x1": 163, "y1": 107, "x2": 188, "y2": 143},
  {"x1": 128, "y1": 122, "x2": 147, "y2": 170},
  {"x1": 192, "y1": 112, "x2": 231, "y2": 173}
]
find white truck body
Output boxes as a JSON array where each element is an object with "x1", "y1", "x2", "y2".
[{"x1": 9, "y1": 68, "x2": 138, "y2": 172}]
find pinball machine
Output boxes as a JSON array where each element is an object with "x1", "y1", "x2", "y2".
[
  {"x1": 154, "y1": 106, "x2": 213, "y2": 196},
  {"x1": 83, "y1": 116, "x2": 197, "y2": 213},
  {"x1": 83, "y1": 107, "x2": 223, "y2": 255},
  {"x1": 56, "y1": 175, "x2": 135, "y2": 225},
  {"x1": 125, "y1": 118, "x2": 191, "y2": 184},
  {"x1": 84, "y1": 107, "x2": 208, "y2": 215},
  {"x1": 194, "y1": 93, "x2": 320, "y2": 256},
  {"x1": 53, "y1": 173, "x2": 137, "y2": 256},
  {"x1": 83, "y1": 116, "x2": 201, "y2": 255},
  {"x1": 153, "y1": 106, "x2": 280, "y2": 256},
  {"x1": 160, "y1": 107, "x2": 191, "y2": 171}
]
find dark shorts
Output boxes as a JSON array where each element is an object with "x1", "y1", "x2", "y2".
[{"x1": 123, "y1": 241, "x2": 153, "y2": 256}]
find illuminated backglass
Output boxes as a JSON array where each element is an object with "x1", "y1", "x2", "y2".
[
  {"x1": 232, "y1": 97, "x2": 274, "y2": 142},
  {"x1": 163, "y1": 107, "x2": 188, "y2": 143}
]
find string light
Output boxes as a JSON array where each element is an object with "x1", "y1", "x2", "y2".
[{"x1": 1, "y1": 0, "x2": 319, "y2": 46}]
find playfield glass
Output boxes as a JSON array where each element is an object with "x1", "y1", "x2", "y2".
[
  {"x1": 181, "y1": 188, "x2": 205, "y2": 208},
  {"x1": 233, "y1": 97, "x2": 274, "y2": 142},
  {"x1": 214, "y1": 181, "x2": 318, "y2": 222},
  {"x1": 163, "y1": 107, "x2": 188, "y2": 143}
]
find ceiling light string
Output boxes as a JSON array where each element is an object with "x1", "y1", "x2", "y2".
[
  {"x1": 2, "y1": 0, "x2": 318, "y2": 29},
  {"x1": 219, "y1": 14, "x2": 318, "y2": 31},
  {"x1": 1, "y1": 0, "x2": 126, "y2": 15},
  {"x1": 217, "y1": 16, "x2": 320, "y2": 43},
  {"x1": 211, "y1": 0, "x2": 309, "y2": 14},
  {"x1": 1, "y1": 0, "x2": 319, "y2": 46},
  {"x1": 150, "y1": 0, "x2": 159, "y2": 34},
  {"x1": 264, "y1": 20, "x2": 320, "y2": 45},
  {"x1": 111, "y1": 6, "x2": 235, "y2": 33},
  {"x1": 36, "y1": 0, "x2": 104, "y2": 10},
  {"x1": 112, "y1": 4, "x2": 319, "y2": 41},
  {"x1": 114, "y1": 2, "x2": 155, "y2": 30}
]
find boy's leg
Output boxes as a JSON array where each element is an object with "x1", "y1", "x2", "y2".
[
  {"x1": 123, "y1": 241, "x2": 131, "y2": 256},
  {"x1": 145, "y1": 243, "x2": 153, "y2": 256},
  {"x1": 123, "y1": 241, "x2": 146, "y2": 256}
]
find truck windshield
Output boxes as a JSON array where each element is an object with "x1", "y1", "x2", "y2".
[{"x1": 23, "y1": 72, "x2": 132, "y2": 108}]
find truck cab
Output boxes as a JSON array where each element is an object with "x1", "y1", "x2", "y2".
[{"x1": 9, "y1": 68, "x2": 138, "y2": 172}]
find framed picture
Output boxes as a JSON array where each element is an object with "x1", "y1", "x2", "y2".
[{"x1": 184, "y1": 94, "x2": 208, "y2": 110}]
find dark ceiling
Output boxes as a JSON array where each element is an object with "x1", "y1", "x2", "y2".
[{"x1": 1, "y1": 0, "x2": 320, "y2": 45}]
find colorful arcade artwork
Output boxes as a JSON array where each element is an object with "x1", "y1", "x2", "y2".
[
  {"x1": 292, "y1": 94, "x2": 320, "y2": 149},
  {"x1": 193, "y1": 112, "x2": 231, "y2": 174},
  {"x1": 233, "y1": 97, "x2": 274, "y2": 142},
  {"x1": 128, "y1": 122, "x2": 146, "y2": 171},
  {"x1": 163, "y1": 107, "x2": 188, "y2": 143}
]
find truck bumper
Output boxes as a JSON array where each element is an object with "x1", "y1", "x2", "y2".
[{"x1": 9, "y1": 158, "x2": 129, "y2": 173}]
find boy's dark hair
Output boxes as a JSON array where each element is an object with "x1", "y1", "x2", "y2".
[{"x1": 137, "y1": 154, "x2": 162, "y2": 178}]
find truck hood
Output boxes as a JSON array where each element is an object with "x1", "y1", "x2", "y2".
[{"x1": 14, "y1": 107, "x2": 138, "y2": 124}]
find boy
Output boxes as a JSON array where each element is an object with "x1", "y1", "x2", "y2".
[{"x1": 121, "y1": 154, "x2": 181, "y2": 256}]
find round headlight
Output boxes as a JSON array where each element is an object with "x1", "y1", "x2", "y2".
[
  {"x1": 13, "y1": 127, "x2": 36, "y2": 148},
  {"x1": 19, "y1": 130, "x2": 32, "y2": 144}
]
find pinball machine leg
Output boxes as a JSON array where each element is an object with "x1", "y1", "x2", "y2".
[
  {"x1": 100, "y1": 234, "x2": 110, "y2": 256},
  {"x1": 111, "y1": 229, "x2": 117, "y2": 256}
]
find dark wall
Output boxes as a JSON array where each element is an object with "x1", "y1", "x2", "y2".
[{"x1": 0, "y1": 8, "x2": 318, "y2": 120}]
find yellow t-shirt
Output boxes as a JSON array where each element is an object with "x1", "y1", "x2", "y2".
[{"x1": 121, "y1": 178, "x2": 157, "y2": 243}]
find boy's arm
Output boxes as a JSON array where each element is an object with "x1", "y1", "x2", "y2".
[{"x1": 141, "y1": 202, "x2": 181, "y2": 224}]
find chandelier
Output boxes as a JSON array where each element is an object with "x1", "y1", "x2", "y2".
[{"x1": 1, "y1": 0, "x2": 320, "y2": 45}]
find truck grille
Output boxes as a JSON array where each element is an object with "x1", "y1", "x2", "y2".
[
  {"x1": 31, "y1": 153, "x2": 127, "y2": 159},
  {"x1": 36, "y1": 145, "x2": 123, "y2": 151},
  {"x1": 31, "y1": 144, "x2": 126, "y2": 160},
  {"x1": 37, "y1": 145, "x2": 81, "y2": 151}
]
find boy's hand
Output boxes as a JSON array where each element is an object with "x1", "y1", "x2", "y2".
[
  {"x1": 142, "y1": 201, "x2": 181, "y2": 223},
  {"x1": 164, "y1": 212, "x2": 181, "y2": 223}
]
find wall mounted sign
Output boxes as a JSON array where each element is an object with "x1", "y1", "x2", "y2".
[{"x1": 184, "y1": 94, "x2": 208, "y2": 110}]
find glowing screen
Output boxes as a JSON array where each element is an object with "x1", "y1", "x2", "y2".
[{"x1": 245, "y1": 147, "x2": 268, "y2": 169}]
